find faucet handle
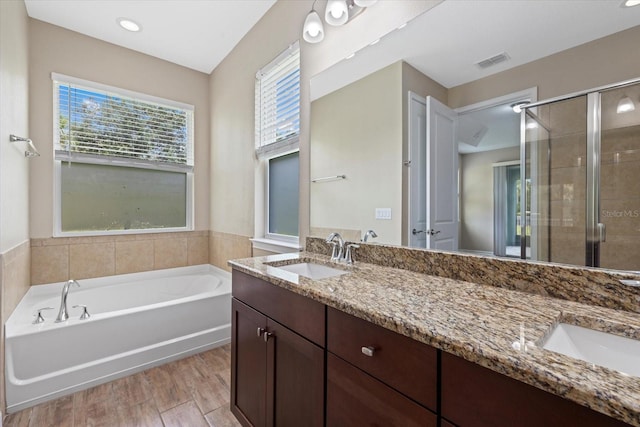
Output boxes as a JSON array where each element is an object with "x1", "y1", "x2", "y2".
[
  {"x1": 33, "y1": 307, "x2": 54, "y2": 324},
  {"x1": 344, "y1": 243, "x2": 360, "y2": 265},
  {"x1": 73, "y1": 304, "x2": 91, "y2": 320}
]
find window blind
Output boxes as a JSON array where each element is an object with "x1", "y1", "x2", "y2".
[
  {"x1": 255, "y1": 42, "x2": 300, "y2": 157},
  {"x1": 53, "y1": 74, "x2": 194, "y2": 171}
]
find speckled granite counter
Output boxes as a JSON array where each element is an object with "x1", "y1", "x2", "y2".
[{"x1": 229, "y1": 252, "x2": 640, "y2": 426}]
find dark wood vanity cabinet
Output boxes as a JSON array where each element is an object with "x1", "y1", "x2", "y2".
[
  {"x1": 441, "y1": 351, "x2": 632, "y2": 427},
  {"x1": 326, "y1": 307, "x2": 438, "y2": 426},
  {"x1": 231, "y1": 271, "x2": 325, "y2": 427}
]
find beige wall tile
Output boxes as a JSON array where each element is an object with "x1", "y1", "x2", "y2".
[
  {"x1": 154, "y1": 238, "x2": 188, "y2": 269},
  {"x1": 32, "y1": 244, "x2": 69, "y2": 284},
  {"x1": 115, "y1": 240, "x2": 154, "y2": 275},
  {"x1": 69, "y1": 242, "x2": 115, "y2": 280},
  {"x1": 210, "y1": 232, "x2": 251, "y2": 272},
  {"x1": 2, "y1": 241, "x2": 31, "y2": 323},
  {"x1": 187, "y1": 236, "x2": 209, "y2": 266}
]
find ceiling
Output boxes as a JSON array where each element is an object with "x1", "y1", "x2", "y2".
[{"x1": 24, "y1": 0, "x2": 277, "y2": 74}]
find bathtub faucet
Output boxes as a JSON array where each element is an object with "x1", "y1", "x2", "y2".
[{"x1": 55, "y1": 280, "x2": 80, "y2": 323}]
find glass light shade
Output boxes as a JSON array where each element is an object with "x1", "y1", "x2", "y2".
[
  {"x1": 617, "y1": 96, "x2": 636, "y2": 113},
  {"x1": 354, "y1": 0, "x2": 378, "y2": 6},
  {"x1": 303, "y1": 10, "x2": 325, "y2": 43},
  {"x1": 325, "y1": 0, "x2": 348, "y2": 26}
]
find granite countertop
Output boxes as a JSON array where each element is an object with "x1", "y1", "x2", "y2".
[{"x1": 229, "y1": 251, "x2": 640, "y2": 426}]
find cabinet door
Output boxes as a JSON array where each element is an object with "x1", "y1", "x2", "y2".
[
  {"x1": 266, "y1": 319, "x2": 324, "y2": 427},
  {"x1": 327, "y1": 353, "x2": 437, "y2": 427},
  {"x1": 231, "y1": 299, "x2": 267, "y2": 427}
]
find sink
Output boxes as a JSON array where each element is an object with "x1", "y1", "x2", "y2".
[
  {"x1": 541, "y1": 323, "x2": 640, "y2": 377},
  {"x1": 274, "y1": 262, "x2": 348, "y2": 280}
]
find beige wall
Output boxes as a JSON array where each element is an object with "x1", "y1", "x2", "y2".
[
  {"x1": 0, "y1": 0, "x2": 32, "y2": 412},
  {"x1": 208, "y1": 0, "x2": 439, "y2": 268},
  {"x1": 28, "y1": 19, "x2": 211, "y2": 238},
  {"x1": 310, "y1": 62, "x2": 403, "y2": 245},
  {"x1": 460, "y1": 146, "x2": 519, "y2": 253},
  {"x1": 449, "y1": 25, "x2": 640, "y2": 109}
]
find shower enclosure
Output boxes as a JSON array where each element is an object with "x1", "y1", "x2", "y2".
[{"x1": 520, "y1": 79, "x2": 640, "y2": 271}]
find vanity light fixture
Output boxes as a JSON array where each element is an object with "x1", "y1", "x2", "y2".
[
  {"x1": 117, "y1": 17, "x2": 141, "y2": 32},
  {"x1": 511, "y1": 101, "x2": 529, "y2": 113},
  {"x1": 303, "y1": 0, "x2": 377, "y2": 43},
  {"x1": 621, "y1": 0, "x2": 640, "y2": 7},
  {"x1": 616, "y1": 96, "x2": 636, "y2": 113}
]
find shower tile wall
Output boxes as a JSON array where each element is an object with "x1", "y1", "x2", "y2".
[
  {"x1": 209, "y1": 231, "x2": 252, "y2": 272},
  {"x1": 31, "y1": 231, "x2": 209, "y2": 285},
  {"x1": 538, "y1": 97, "x2": 588, "y2": 266}
]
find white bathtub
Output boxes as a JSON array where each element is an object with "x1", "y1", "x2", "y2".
[{"x1": 5, "y1": 264, "x2": 231, "y2": 413}]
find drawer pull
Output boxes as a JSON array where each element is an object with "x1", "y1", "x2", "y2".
[
  {"x1": 361, "y1": 346, "x2": 375, "y2": 357},
  {"x1": 257, "y1": 327, "x2": 265, "y2": 338}
]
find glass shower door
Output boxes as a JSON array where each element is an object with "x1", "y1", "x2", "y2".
[
  {"x1": 522, "y1": 96, "x2": 588, "y2": 264},
  {"x1": 598, "y1": 83, "x2": 640, "y2": 271}
]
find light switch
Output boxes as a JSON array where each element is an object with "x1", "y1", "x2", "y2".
[{"x1": 375, "y1": 208, "x2": 392, "y2": 220}]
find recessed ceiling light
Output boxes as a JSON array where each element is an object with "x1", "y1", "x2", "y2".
[
  {"x1": 621, "y1": 0, "x2": 640, "y2": 7},
  {"x1": 117, "y1": 18, "x2": 141, "y2": 32}
]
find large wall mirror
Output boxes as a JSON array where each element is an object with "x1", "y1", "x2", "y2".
[{"x1": 309, "y1": 0, "x2": 640, "y2": 273}]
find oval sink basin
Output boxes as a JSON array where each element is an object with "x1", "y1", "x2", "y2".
[
  {"x1": 542, "y1": 323, "x2": 640, "y2": 377},
  {"x1": 275, "y1": 262, "x2": 348, "y2": 280}
]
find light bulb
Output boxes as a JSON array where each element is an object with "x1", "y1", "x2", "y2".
[
  {"x1": 325, "y1": 0, "x2": 348, "y2": 26},
  {"x1": 303, "y1": 10, "x2": 324, "y2": 44},
  {"x1": 616, "y1": 96, "x2": 636, "y2": 113},
  {"x1": 117, "y1": 18, "x2": 141, "y2": 32}
]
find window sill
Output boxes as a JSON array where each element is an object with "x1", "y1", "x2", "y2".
[{"x1": 251, "y1": 237, "x2": 302, "y2": 254}]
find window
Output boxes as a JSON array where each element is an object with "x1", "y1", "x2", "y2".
[
  {"x1": 53, "y1": 73, "x2": 194, "y2": 235},
  {"x1": 255, "y1": 43, "x2": 300, "y2": 244}
]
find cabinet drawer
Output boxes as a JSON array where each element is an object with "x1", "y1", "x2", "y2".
[
  {"x1": 327, "y1": 307, "x2": 437, "y2": 411},
  {"x1": 327, "y1": 353, "x2": 437, "y2": 427},
  {"x1": 232, "y1": 270, "x2": 325, "y2": 346}
]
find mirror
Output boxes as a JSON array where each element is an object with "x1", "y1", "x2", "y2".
[{"x1": 309, "y1": 0, "x2": 640, "y2": 272}]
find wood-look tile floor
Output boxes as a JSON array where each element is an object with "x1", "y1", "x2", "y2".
[{"x1": 3, "y1": 344, "x2": 241, "y2": 427}]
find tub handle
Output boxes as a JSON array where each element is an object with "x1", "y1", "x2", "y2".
[
  {"x1": 73, "y1": 305, "x2": 91, "y2": 320},
  {"x1": 33, "y1": 307, "x2": 54, "y2": 324}
]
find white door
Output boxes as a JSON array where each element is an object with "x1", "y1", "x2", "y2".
[
  {"x1": 408, "y1": 93, "x2": 427, "y2": 248},
  {"x1": 426, "y1": 96, "x2": 459, "y2": 250}
]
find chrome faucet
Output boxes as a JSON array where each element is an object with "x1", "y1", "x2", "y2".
[
  {"x1": 362, "y1": 229, "x2": 378, "y2": 243},
  {"x1": 326, "y1": 233, "x2": 345, "y2": 262},
  {"x1": 56, "y1": 280, "x2": 80, "y2": 322}
]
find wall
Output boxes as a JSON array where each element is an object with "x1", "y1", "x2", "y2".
[
  {"x1": 208, "y1": 0, "x2": 440, "y2": 269},
  {"x1": 0, "y1": 0, "x2": 32, "y2": 412},
  {"x1": 459, "y1": 146, "x2": 519, "y2": 253},
  {"x1": 448, "y1": 25, "x2": 640, "y2": 108},
  {"x1": 27, "y1": 19, "x2": 211, "y2": 280}
]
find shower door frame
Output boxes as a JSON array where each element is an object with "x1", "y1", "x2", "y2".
[{"x1": 519, "y1": 76, "x2": 640, "y2": 267}]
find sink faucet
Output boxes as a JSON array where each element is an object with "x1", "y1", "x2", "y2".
[
  {"x1": 326, "y1": 233, "x2": 345, "y2": 262},
  {"x1": 362, "y1": 229, "x2": 378, "y2": 243},
  {"x1": 56, "y1": 279, "x2": 80, "y2": 322}
]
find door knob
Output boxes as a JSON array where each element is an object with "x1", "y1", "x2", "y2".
[
  {"x1": 429, "y1": 229, "x2": 441, "y2": 236},
  {"x1": 412, "y1": 228, "x2": 425, "y2": 235}
]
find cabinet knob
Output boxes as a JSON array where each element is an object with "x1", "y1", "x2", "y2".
[
  {"x1": 361, "y1": 346, "x2": 375, "y2": 357},
  {"x1": 263, "y1": 331, "x2": 273, "y2": 343},
  {"x1": 257, "y1": 327, "x2": 265, "y2": 338}
]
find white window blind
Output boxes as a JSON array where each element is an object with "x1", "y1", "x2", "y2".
[
  {"x1": 255, "y1": 42, "x2": 300, "y2": 157},
  {"x1": 53, "y1": 73, "x2": 194, "y2": 171}
]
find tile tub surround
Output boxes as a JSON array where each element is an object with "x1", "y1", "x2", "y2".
[
  {"x1": 30, "y1": 231, "x2": 210, "y2": 285},
  {"x1": 229, "y1": 252, "x2": 640, "y2": 426},
  {"x1": 306, "y1": 237, "x2": 640, "y2": 314}
]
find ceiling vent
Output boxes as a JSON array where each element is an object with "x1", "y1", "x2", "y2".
[{"x1": 475, "y1": 52, "x2": 511, "y2": 69}]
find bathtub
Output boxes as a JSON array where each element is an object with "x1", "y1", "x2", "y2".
[{"x1": 5, "y1": 264, "x2": 231, "y2": 413}]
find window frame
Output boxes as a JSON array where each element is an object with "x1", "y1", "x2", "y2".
[
  {"x1": 253, "y1": 42, "x2": 301, "y2": 250},
  {"x1": 52, "y1": 73, "x2": 194, "y2": 237}
]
